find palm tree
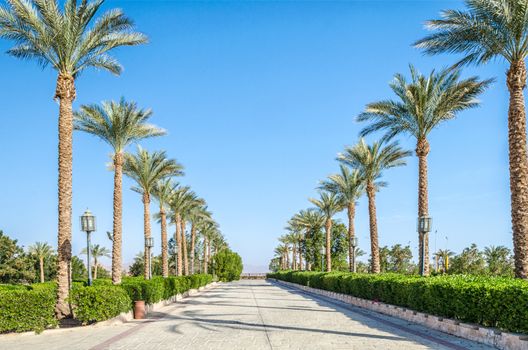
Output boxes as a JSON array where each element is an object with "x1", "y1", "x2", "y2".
[
  {"x1": 320, "y1": 165, "x2": 364, "y2": 272},
  {"x1": 74, "y1": 98, "x2": 164, "y2": 284},
  {"x1": 357, "y1": 66, "x2": 491, "y2": 275},
  {"x1": 180, "y1": 194, "x2": 205, "y2": 275},
  {"x1": 274, "y1": 245, "x2": 289, "y2": 270},
  {"x1": 338, "y1": 139, "x2": 410, "y2": 273},
  {"x1": 28, "y1": 242, "x2": 54, "y2": 283},
  {"x1": 285, "y1": 220, "x2": 304, "y2": 270},
  {"x1": 152, "y1": 178, "x2": 177, "y2": 278},
  {"x1": 292, "y1": 209, "x2": 325, "y2": 270},
  {"x1": 483, "y1": 245, "x2": 512, "y2": 276},
  {"x1": 309, "y1": 191, "x2": 344, "y2": 272},
  {"x1": 0, "y1": 0, "x2": 147, "y2": 317},
  {"x1": 415, "y1": 0, "x2": 528, "y2": 278},
  {"x1": 124, "y1": 148, "x2": 183, "y2": 279},
  {"x1": 278, "y1": 234, "x2": 291, "y2": 269},
  {"x1": 435, "y1": 249, "x2": 455, "y2": 273},
  {"x1": 81, "y1": 244, "x2": 110, "y2": 279},
  {"x1": 189, "y1": 206, "x2": 212, "y2": 274}
]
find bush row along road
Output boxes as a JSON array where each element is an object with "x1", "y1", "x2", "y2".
[{"x1": 0, "y1": 280, "x2": 493, "y2": 349}]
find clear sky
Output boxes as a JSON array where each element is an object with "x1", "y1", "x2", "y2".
[{"x1": 0, "y1": 0, "x2": 513, "y2": 272}]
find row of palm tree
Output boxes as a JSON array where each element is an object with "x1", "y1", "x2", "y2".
[{"x1": 274, "y1": 0, "x2": 528, "y2": 278}]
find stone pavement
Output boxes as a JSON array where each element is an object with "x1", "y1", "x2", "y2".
[{"x1": 0, "y1": 280, "x2": 495, "y2": 350}]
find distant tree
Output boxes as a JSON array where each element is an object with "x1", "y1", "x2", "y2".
[
  {"x1": 483, "y1": 245, "x2": 513, "y2": 277},
  {"x1": 269, "y1": 257, "x2": 281, "y2": 273},
  {"x1": 378, "y1": 246, "x2": 391, "y2": 272},
  {"x1": 388, "y1": 244, "x2": 413, "y2": 273},
  {"x1": 0, "y1": 231, "x2": 34, "y2": 283},
  {"x1": 330, "y1": 222, "x2": 350, "y2": 271},
  {"x1": 28, "y1": 242, "x2": 54, "y2": 283},
  {"x1": 435, "y1": 249, "x2": 455, "y2": 273},
  {"x1": 213, "y1": 250, "x2": 243, "y2": 282},
  {"x1": 71, "y1": 256, "x2": 87, "y2": 281},
  {"x1": 129, "y1": 252, "x2": 144, "y2": 277},
  {"x1": 450, "y1": 244, "x2": 486, "y2": 275},
  {"x1": 80, "y1": 244, "x2": 110, "y2": 279}
]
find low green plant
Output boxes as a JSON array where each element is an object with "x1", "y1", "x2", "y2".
[
  {"x1": 69, "y1": 285, "x2": 132, "y2": 324},
  {"x1": 268, "y1": 271, "x2": 528, "y2": 334},
  {"x1": 0, "y1": 288, "x2": 57, "y2": 333}
]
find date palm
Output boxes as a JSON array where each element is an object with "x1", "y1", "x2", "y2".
[
  {"x1": 181, "y1": 194, "x2": 205, "y2": 275},
  {"x1": 152, "y1": 178, "x2": 177, "y2": 278},
  {"x1": 80, "y1": 244, "x2": 110, "y2": 279},
  {"x1": 274, "y1": 245, "x2": 289, "y2": 270},
  {"x1": 75, "y1": 98, "x2": 164, "y2": 284},
  {"x1": 0, "y1": 0, "x2": 147, "y2": 317},
  {"x1": 292, "y1": 209, "x2": 325, "y2": 270},
  {"x1": 286, "y1": 220, "x2": 304, "y2": 270},
  {"x1": 320, "y1": 165, "x2": 364, "y2": 272},
  {"x1": 338, "y1": 139, "x2": 410, "y2": 273},
  {"x1": 357, "y1": 66, "x2": 490, "y2": 275},
  {"x1": 435, "y1": 249, "x2": 455, "y2": 273},
  {"x1": 189, "y1": 206, "x2": 212, "y2": 274},
  {"x1": 309, "y1": 191, "x2": 344, "y2": 272},
  {"x1": 28, "y1": 242, "x2": 54, "y2": 283},
  {"x1": 124, "y1": 148, "x2": 183, "y2": 279},
  {"x1": 415, "y1": 0, "x2": 528, "y2": 278}
]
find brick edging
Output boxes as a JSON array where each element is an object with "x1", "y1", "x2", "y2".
[{"x1": 269, "y1": 278, "x2": 528, "y2": 350}]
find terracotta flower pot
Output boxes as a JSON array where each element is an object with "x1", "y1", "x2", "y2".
[{"x1": 134, "y1": 300, "x2": 146, "y2": 319}]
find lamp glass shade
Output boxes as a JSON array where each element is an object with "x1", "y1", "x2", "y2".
[
  {"x1": 80, "y1": 210, "x2": 96, "y2": 232},
  {"x1": 319, "y1": 246, "x2": 325, "y2": 254},
  {"x1": 146, "y1": 237, "x2": 154, "y2": 248},
  {"x1": 417, "y1": 216, "x2": 432, "y2": 233},
  {"x1": 352, "y1": 237, "x2": 358, "y2": 247}
]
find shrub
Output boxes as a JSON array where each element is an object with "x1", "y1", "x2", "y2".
[
  {"x1": 268, "y1": 271, "x2": 528, "y2": 334},
  {"x1": 120, "y1": 277, "x2": 165, "y2": 305},
  {"x1": 0, "y1": 288, "x2": 57, "y2": 333},
  {"x1": 214, "y1": 250, "x2": 243, "y2": 282},
  {"x1": 69, "y1": 285, "x2": 131, "y2": 324},
  {"x1": 188, "y1": 274, "x2": 213, "y2": 289}
]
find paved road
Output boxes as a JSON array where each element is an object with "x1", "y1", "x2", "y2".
[{"x1": 0, "y1": 280, "x2": 494, "y2": 350}]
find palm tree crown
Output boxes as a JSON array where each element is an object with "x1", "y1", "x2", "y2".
[
  {"x1": 74, "y1": 98, "x2": 165, "y2": 154},
  {"x1": 338, "y1": 139, "x2": 410, "y2": 187},
  {"x1": 0, "y1": 0, "x2": 148, "y2": 77},
  {"x1": 414, "y1": 0, "x2": 528, "y2": 66},
  {"x1": 357, "y1": 66, "x2": 492, "y2": 142},
  {"x1": 29, "y1": 242, "x2": 54, "y2": 259},
  {"x1": 320, "y1": 165, "x2": 364, "y2": 205},
  {"x1": 309, "y1": 191, "x2": 344, "y2": 219}
]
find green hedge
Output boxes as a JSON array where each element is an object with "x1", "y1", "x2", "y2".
[
  {"x1": 268, "y1": 271, "x2": 528, "y2": 334},
  {"x1": 69, "y1": 286, "x2": 132, "y2": 324},
  {"x1": 0, "y1": 288, "x2": 57, "y2": 333}
]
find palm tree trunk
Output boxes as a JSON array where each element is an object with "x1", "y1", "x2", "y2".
[
  {"x1": 298, "y1": 242, "x2": 303, "y2": 270},
  {"x1": 416, "y1": 137, "x2": 430, "y2": 276},
  {"x1": 175, "y1": 213, "x2": 183, "y2": 276},
  {"x1": 55, "y1": 73, "x2": 75, "y2": 319},
  {"x1": 39, "y1": 257, "x2": 45, "y2": 283},
  {"x1": 325, "y1": 218, "x2": 332, "y2": 272},
  {"x1": 203, "y1": 237, "x2": 208, "y2": 274},
  {"x1": 292, "y1": 244, "x2": 297, "y2": 270},
  {"x1": 160, "y1": 208, "x2": 168, "y2": 278},
  {"x1": 93, "y1": 257, "x2": 98, "y2": 280},
  {"x1": 366, "y1": 182, "x2": 380, "y2": 273},
  {"x1": 285, "y1": 244, "x2": 290, "y2": 269},
  {"x1": 507, "y1": 61, "x2": 528, "y2": 279},
  {"x1": 181, "y1": 221, "x2": 189, "y2": 275},
  {"x1": 190, "y1": 223, "x2": 196, "y2": 274},
  {"x1": 143, "y1": 192, "x2": 151, "y2": 279},
  {"x1": 112, "y1": 153, "x2": 123, "y2": 284},
  {"x1": 207, "y1": 239, "x2": 211, "y2": 273},
  {"x1": 347, "y1": 202, "x2": 356, "y2": 272}
]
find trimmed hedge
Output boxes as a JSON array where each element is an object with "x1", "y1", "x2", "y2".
[
  {"x1": 0, "y1": 288, "x2": 57, "y2": 333},
  {"x1": 268, "y1": 271, "x2": 528, "y2": 334},
  {"x1": 69, "y1": 285, "x2": 132, "y2": 324}
]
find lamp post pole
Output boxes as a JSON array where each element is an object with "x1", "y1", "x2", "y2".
[
  {"x1": 319, "y1": 246, "x2": 324, "y2": 272},
  {"x1": 146, "y1": 237, "x2": 154, "y2": 279},
  {"x1": 80, "y1": 209, "x2": 96, "y2": 286},
  {"x1": 351, "y1": 237, "x2": 358, "y2": 273},
  {"x1": 417, "y1": 216, "x2": 432, "y2": 276}
]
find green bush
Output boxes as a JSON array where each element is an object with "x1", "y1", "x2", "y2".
[
  {"x1": 188, "y1": 274, "x2": 213, "y2": 289},
  {"x1": 120, "y1": 277, "x2": 165, "y2": 305},
  {"x1": 268, "y1": 271, "x2": 528, "y2": 334},
  {"x1": 0, "y1": 288, "x2": 57, "y2": 333},
  {"x1": 214, "y1": 250, "x2": 243, "y2": 282},
  {"x1": 69, "y1": 285, "x2": 132, "y2": 324}
]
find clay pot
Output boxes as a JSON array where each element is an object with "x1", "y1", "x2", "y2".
[{"x1": 134, "y1": 300, "x2": 146, "y2": 319}]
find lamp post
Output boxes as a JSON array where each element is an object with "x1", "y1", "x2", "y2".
[
  {"x1": 80, "y1": 209, "x2": 96, "y2": 286},
  {"x1": 145, "y1": 237, "x2": 154, "y2": 279},
  {"x1": 319, "y1": 246, "x2": 325, "y2": 271},
  {"x1": 417, "y1": 216, "x2": 432, "y2": 276},
  {"x1": 351, "y1": 236, "x2": 358, "y2": 273}
]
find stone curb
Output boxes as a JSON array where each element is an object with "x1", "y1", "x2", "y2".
[
  {"x1": 0, "y1": 281, "x2": 219, "y2": 338},
  {"x1": 269, "y1": 279, "x2": 528, "y2": 350}
]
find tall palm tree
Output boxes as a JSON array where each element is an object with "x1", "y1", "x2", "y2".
[
  {"x1": 189, "y1": 206, "x2": 212, "y2": 274},
  {"x1": 0, "y1": 0, "x2": 147, "y2": 317},
  {"x1": 28, "y1": 242, "x2": 54, "y2": 283},
  {"x1": 274, "y1": 245, "x2": 289, "y2": 270},
  {"x1": 180, "y1": 194, "x2": 205, "y2": 275},
  {"x1": 357, "y1": 66, "x2": 491, "y2": 275},
  {"x1": 415, "y1": 0, "x2": 528, "y2": 278},
  {"x1": 74, "y1": 98, "x2": 164, "y2": 284},
  {"x1": 152, "y1": 178, "x2": 177, "y2": 278},
  {"x1": 320, "y1": 165, "x2": 364, "y2": 272},
  {"x1": 81, "y1": 244, "x2": 110, "y2": 279},
  {"x1": 124, "y1": 148, "x2": 183, "y2": 279},
  {"x1": 285, "y1": 220, "x2": 304, "y2": 270},
  {"x1": 278, "y1": 234, "x2": 291, "y2": 269},
  {"x1": 338, "y1": 139, "x2": 410, "y2": 273},
  {"x1": 309, "y1": 191, "x2": 344, "y2": 272}
]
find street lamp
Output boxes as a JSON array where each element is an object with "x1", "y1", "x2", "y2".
[
  {"x1": 80, "y1": 209, "x2": 96, "y2": 286},
  {"x1": 145, "y1": 237, "x2": 154, "y2": 279},
  {"x1": 319, "y1": 246, "x2": 325, "y2": 272},
  {"x1": 351, "y1": 236, "x2": 358, "y2": 273},
  {"x1": 417, "y1": 216, "x2": 432, "y2": 276}
]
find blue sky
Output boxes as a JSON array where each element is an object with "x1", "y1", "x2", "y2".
[{"x1": 0, "y1": 0, "x2": 512, "y2": 272}]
